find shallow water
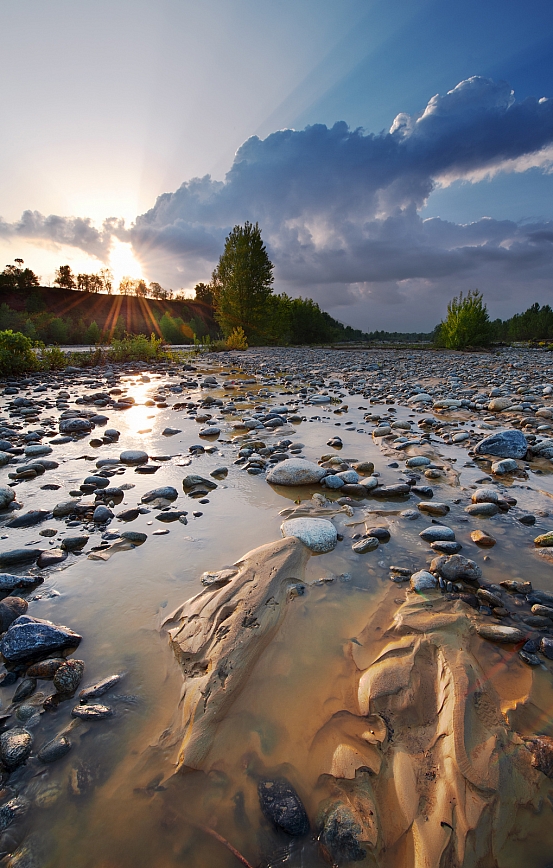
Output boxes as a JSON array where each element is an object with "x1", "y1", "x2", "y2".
[{"x1": 2, "y1": 355, "x2": 553, "y2": 866}]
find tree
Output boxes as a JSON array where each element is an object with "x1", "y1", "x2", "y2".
[
  {"x1": 84, "y1": 321, "x2": 101, "y2": 344},
  {"x1": 48, "y1": 317, "x2": 69, "y2": 344},
  {"x1": 435, "y1": 290, "x2": 492, "y2": 349},
  {"x1": 212, "y1": 222, "x2": 274, "y2": 343},
  {"x1": 194, "y1": 282, "x2": 214, "y2": 305},
  {"x1": 0, "y1": 262, "x2": 40, "y2": 292},
  {"x1": 54, "y1": 265, "x2": 76, "y2": 289}
]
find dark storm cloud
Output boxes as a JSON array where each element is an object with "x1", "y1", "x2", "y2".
[{"x1": 0, "y1": 211, "x2": 125, "y2": 259}]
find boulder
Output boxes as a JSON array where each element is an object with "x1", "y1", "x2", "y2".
[
  {"x1": 474, "y1": 429, "x2": 527, "y2": 459},
  {"x1": 281, "y1": 518, "x2": 337, "y2": 553},
  {"x1": 430, "y1": 554, "x2": 482, "y2": 582},
  {"x1": 266, "y1": 459, "x2": 326, "y2": 486},
  {"x1": 0, "y1": 616, "x2": 82, "y2": 662}
]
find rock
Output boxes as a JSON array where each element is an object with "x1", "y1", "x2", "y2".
[
  {"x1": 318, "y1": 802, "x2": 367, "y2": 864},
  {"x1": 79, "y1": 674, "x2": 121, "y2": 700},
  {"x1": 0, "y1": 616, "x2": 82, "y2": 662},
  {"x1": 61, "y1": 535, "x2": 89, "y2": 551},
  {"x1": 518, "y1": 513, "x2": 536, "y2": 525},
  {"x1": 323, "y1": 474, "x2": 345, "y2": 489},
  {"x1": 13, "y1": 678, "x2": 36, "y2": 703},
  {"x1": 53, "y1": 659, "x2": 85, "y2": 694},
  {"x1": 353, "y1": 461, "x2": 374, "y2": 475},
  {"x1": 182, "y1": 475, "x2": 217, "y2": 491},
  {"x1": 141, "y1": 486, "x2": 178, "y2": 503},
  {"x1": 471, "y1": 530, "x2": 496, "y2": 547},
  {"x1": 360, "y1": 476, "x2": 378, "y2": 491},
  {"x1": 336, "y1": 470, "x2": 360, "y2": 484},
  {"x1": 0, "y1": 598, "x2": 28, "y2": 631},
  {"x1": 0, "y1": 549, "x2": 43, "y2": 568},
  {"x1": 0, "y1": 574, "x2": 39, "y2": 590},
  {"x1": 476, "y1": 624, "x2": 526, "y2": 644},
  {"x1": 0, "y1": 487, "x2": 16, "y2": 510},
  {"x1": 119, "y1": 450, "x2": 148, "y2": 465},
  {"x1": 281, "y1": 518, "x2": 337, "y2": 553},
  {"x1": 59, "y1": 418, "x2": 92, "y2": 435},
  {"x1": 93, "y1": 505, "x2": 113, "y2": 523},
  {"x1": 267, "y1": 458, "x2": 326, "y2": 486},
  {"x1": 430, "y1": 554, "x2": 482, "y2": 582},
  {"x1": 487, "y1": 397, "x2": 514, "y2": 412},
  {"x1": 417, "y1": 502, "x2": 450, "y2": 516},
  {"x1": 37, "y1": 548, "x2": 67, "y2": 568},
  {"x1": 540, "y1": 637, "x2": 553, "y2": 660},
  {"x1": 475, "y1": 429, "x2": 527, "y2": 458},
  {"x1": 199, "y1": 426, "x2": 221, "y2": 437},
  {"x1": 366, "y1": 527, "x2": 390, "y2": 541},
  {"x1": 0, "y1": 452, "x2": 12, "y2": 467},
  {"x1": 352, "y1": 537, "x2": 379, "y2": 554},
  {"x1": 0, "y1": 728, "x2": 32, "y2": 771},
  {"x1": 531, "y1": 604, "x2": 553, "y2": 619},
  {"x1": 116, "y1": 508, "x2": 140, "y2": 522},
  {"x1": 430, "y1": 540, "x2": 462, "y2": 554},
  {"x1": 161, "y1": 427, "x2": 181, "y2": 436},
  {"x1": 52, "y1": 500, "x2": 80, "y2": 518},
  {"x1": 26, "y1": 659, "x2": 64, "y2": 678},
  {"x1": 6, "y1": 510, "x2": 50, "y2": 529},
  {"x1": 372, "y1": 425, "x2": 391, "y2": 437},
  {"x1": 0, "y1": 797, "x2": 28, "y2": 832},
  {"x1": 38, "y1": 734, "x2": 71, "y2": 763},
  {"x1": 119, "y1": 531, "x2": 147, "y2": 545},
  {"x1": 410, "y1": 570, "x2": 438, "y2": 592},
  {"x1": 419, "y1": 526, "x2": 455, "y2": 542},
  {"x1": 465, "y1": 502, "x2": 499, "y2": 517},
  {"x1": 534, "y1": 531, "x2": 553, "y2": 547},
  {"x1": 258, "y1": 778, "x2": 309, "y2": 836},
  {"x1": 71, "y1": 704, "x2": 113, "y2": 720},
  {"x1": 371, "y1": 483, "x2": 410, "y2": 498},
  {"x1": 405, "y1": 456, "x2": 431, "y2": 468},
  {"x1": 491, "y1": 458, "x2": 519, "y2": 475},
  {"x1": 24, "y1": 444, "x2": 52, "y2": 457},
  {"x1": 471, "y1": 488, "x2": 500, "y2": 504}
]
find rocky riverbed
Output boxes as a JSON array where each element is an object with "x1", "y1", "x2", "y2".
[{"x1": 0, "y1": 346, "x2": 553, "y2": 866}]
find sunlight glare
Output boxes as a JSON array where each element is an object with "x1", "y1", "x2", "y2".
[{"x1": 109, "y1": 240, "x2": 144, "y2": 289}]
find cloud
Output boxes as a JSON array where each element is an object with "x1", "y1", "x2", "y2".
[
  {"x1": 0, "y1": 211, "x2": 126, "y2": 259},
  {"x1": 3, "y1": 76, "x2": 553, "y2": 328}
]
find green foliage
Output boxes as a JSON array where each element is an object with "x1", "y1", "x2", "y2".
[
  {"x1": 435, "y1": 290, "x2": 492, "y2": 349},
  {"x1": 194, "y1": 282, "x2": 214, "y2": 305},
  {"x1": 188, "y1": 316, "x2": 208, "y2": 338},
  {"x1": 84, "y1": 321, "x2": 101, "y2": 344},
  {"x1": 39, "y1": 346, "x2": 67, "y2": 370},
  {"x1": 159, "y1": 312, "x2": 189, "y2": 343},
  {"x1": 0, "y1": 262, "x2": 40, "y2": 293},
  {"x1": 49, "y1": 317, "x2": 69, "y2": 344},
  {"x1": 54, "y1": 265, "x2": 76, "y2": 289},
  {"x1": 226, "y1": 326, "x2": 248, "y2": 350},
  {"x1": 0, "y1": 330, "x2": 39, "y2": 375},
  {"x1": 109, "y1": 333, "x2": 165, "y2": 362},
  {"x1": 491, "y1": 303, "x2": 553, "y2": 342},
  {"x1": 212, "y1": 222, "x2": 274, "y2": 343}
]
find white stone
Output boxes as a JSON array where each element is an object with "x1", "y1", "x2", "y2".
[
  {"x1": 267, "y1": 459, "x2": 326, "y2": 486},
  {"x1": 281, "y1": 518, "x2": 337, "y2": 553}
]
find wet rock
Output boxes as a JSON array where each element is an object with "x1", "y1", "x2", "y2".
[
  {"x1": 491, "y1": 458, "x2": 519, "y2": 475},
  {"x1": 119, "y1": 531, "x2": 147, "y2": 545},
  {"x1": 0, "y1": 573, "x2": 39, "y2": 590},
  {"x1": 471, "y1": 488, "x2": 499, "y2": 504},
  {"x1": 405, "y1": 456, "x2": 431, "y2": 468},
  {"x1": 353, "y1": 461, "x2": 374, "y2": 475},
  {"x1": 352, "y1": 537, "x2": 379, "y2": 554},
  {"x1": 526, "y1": 735, "x2": 553, "y2": 778},
  {"x1": 465, "y1": 502, "x2": 499, "y2": 517},
  {"x1": 430, "y1": 554, "x2": 482, "y2": 582},
  {"x1": 79, "y1": 674, "x2": 121, "y2": 700},
  {"x1": 534, "y1": 531, "x2": 553, "y2": 547},
  {"x1": 258, "y1": 778, "x2": 310, "y2": 836},
  {"x1": 471, "y1": 530, "x2": 496, "y2": 547},
  {"x1": 430, "y1": 540, "x2": 462, "y2": 554},
  {"x1": 266, "y1": 458, "x2": 326, "y2": 486},
  {"x1": 93, "y1": 505, "x2": 113, "y2": 523},
  {"x1": 0, "y1": 487, "x2": 16, "y2": 510},
  {"x1": 12, "y1": 678, "x2": 36, "y2": 703},
  {"x1": 540, "y1": 637, "x2": 553, "y2": 660},
  {"x1": 38, "y1": 734, "x2": 71, "y2": 763},
  {"x1": 37, "y1": 548, "x2": 67, "y2": 568},
  {"x1": 371, "y1": 483, "x2": 410, "y2": 498},
  {"x1": 410, "y1": 570, "x2": 438, "y2": 592},
  {"x1": 141, "y1": 486, "x2": 178, "y2": 503},
  {"x1": 323, "y1": 475, "x2": 345, "y2": 489},
  {"x1": 53, "y1": 659, "x2": 85, "y2": 695},
  {"x1": 116, "y1": 508, "x2": 140, "y2": 522},
  {"x1": 474, "y1": 429, "x2": 527, "y2": 459},
  {"x1": 417, "y1": 502, "x2": 450, "y2": 516},
  {"x1": 0, "y1": 452, "x2": 12, "y2": 467},
  {"x1": 0, "y1": 550, "x2": 43, "y2": 568},
  {"x1": 0, "y1": 797, "x2": 28, "y2": 832},
  {"x1": 477, "y1": 588, "x2": 503, "y2": 608},
  {"x1": 318, "y1": 802, "x2": 367, "y2": 864},
  {"x1": 281, "y1": 518, "x2": 337, "y2": 553},
  {"x1": 71, "y1": 703, "x2": 113, "y2": 720},
  {"x1": 52, "y1": 500, "x2": 80, "y2": 518},
  {"x1": 476, "y1": 624, "x2": 526, "y2": 644},
  {"x1": 59, "y1": 418, "x2": 92, "y2": 435},
  {"x1": 0, "y1": 616, "x2": 82, "y2": 662},
  {"x1": 119, "y1": 450, "x2": 148, "y2": 465},
  {"x1": 199, "y1": 426, "x2": 221, "y2": 437},
  {"x1": 518, "y1": 513, "x2": 536, "y2": 525},
  {"x1": 0, "y1": 728, "x2": 32, "y2": 771},
  {"x1": 366, "y1": 527, "x2": 390, "y2": 542},
  {"x1": 182, "y1": 475, "x2": 218, "y2": 492},
  {"x1": 500, "y1": 579, "x2": 532, "y2": 593},
  {"x1": 61, "y1": 535, "x2": 89, "y2": 551},
  {"x1": 26, "y1": 659, "x2": 64, "y2": 678},
  {"x1": 210, "y1": 467, "x2": 228, "y2": 479},
  {"x1": 6, "y1": 510, "x2": 50, "y2": 529},
  {"x1": 531, "y1": 604, "x2": 553, "y2": 619},
  {"x1": 519, "y1": 649, "x2": 541, "y2": 666},
  {"x1": 24, "y1": 444, "x2": 52, "y2": 457},
  {"x1": 162, "y1": 427, "x2": 181, "y2": 436},
  {"x1": 0, "y1": 598, "x2": 28, "y2": 632},
  {"x1": 419, "y1": 526, "x2": 455, "y2": 542}
]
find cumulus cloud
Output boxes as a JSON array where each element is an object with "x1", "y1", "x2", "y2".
[
  {"x1": 0, "y1": 211, "x2": 126, "y2": 259},
  {"x1": 3, "y1": 76, "x2": 553, "y2": 328}
]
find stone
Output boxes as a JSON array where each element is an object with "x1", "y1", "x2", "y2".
[
  {"x1": 417, "y1": 502, "x2": 450, "y2": 516},
  {"x1": 534, "y1": 531, "x2": 553, "y2": 547},
  {"x1": 182, "y1": 475, "x2": 217, "y2": 491},
  {"x1": 471, "y1": 488, "x2": 499, "y2": 504},
  {"x1": 93, "y1": 505, "x2": 113, "y2": 523},
  {"x1": 0, "y1": 549, "x2": 43, "y2": 568},
  {"x1": 53, "y1": 659, "x2": 85, "y2": 694},
  {"x1": 318, "y1": 802, "x2": 367, "y2": 864},
  {"x1": 419, "y1": 526, "x2": 455, "y2": 542},
  {"x1": 38, "y1": 735, "x2": 71, "y2": 763},
  {"x1": 267, "y1": 459, "x2": 326, "y2": 486},
  {"x1": 161, "y1": 427, "x2": 181, "y2": 436},
  {"x1": 0, "y1": 798, "x2": 28, "y2": 832},
  {"x1": 352, "y1": 537, "x2": 379, "y2": 554},
  {"x1": 79, "y1": 674, "x2": 121, "y2": 700},
  {"x1": 353, "y1": 461, "x2": 374, "y2": 475},
  {"x1": 13, "y1": 678, "x2": 36, "y2": 703},
  {"x1": 71, "y1": 704, "x2": 114, "y2": 720},
  {"x1": 430, "y1": 541, "x2": 462, "y2": 554},
  {"x1": 0, "y1": 616, "x2": 82, "y2": 662},
  {"x1": 26, "y1": 659, "x2": 64, "y2": 678},
  {"x1": 487, "y1": 398, "x2": 513, "y2": 412},
  {"x1": 119, "y1": 450, "x2": 148, "y2": 465},
  {"x1": 61, "y1": 536, "x2": 89, "y2": 551},
  {"x1": 258, "y1": 778, "x2": 310, "y2": 836},
  {"x1": 52, "y1": 500, "x2": 80, "y2": 518},
  {"x1": 0, "y1": 452, "x2": 11, "y2": 467},
  {"x1": 24, "y1": 444, "x2": 52, "y2": 457},
  {"x1": 372, "y1": 483, "x2": 411, "y2": 498},
  {"x1": 430, "y1": 554, "x2": 482, "y2": 582},
  {"x1": 540, "y1": 637, "x2": 553, "y2": 660},
  {"x1": 141, "y1": 486, "x2": 178, "y2": 503},
  {"x1": 410, "y1": 570, "x2": 438, "y2": 592},
  {"x1": 475, "y1": 429, "x2": 527, "y2": 459},
  {"x1": 6, "y1": 510, "x2": 50, "y2": 529},
  {"x1": 476, "y1": 624, "x2": 526, "y2": 644},
  {"x1": 116, "y1": 509, "x2": 140, "y2": 522},
  {"x1": 37, "y1": 548, "x2": 67, "y2": 568},
  {"x1": 491, "y1": 458, "x2": 519, "y2": 475},
  {"x1": 360, "y1": 476, "x2": 379, "y2": 491},
  {"x1": 199, "y1": 426, "x2": 221, "y2": 437},
  {"x1": 59, "y1": 417, "x2": 92, "y2": 435},
  {"x1": 119, "y1": 531, "x2": 147, "y2": 545},
  {"x1": 0, "y1": 487, "x2": 16, "y2": 510},
  {"x1": 0, "y1": 573, "x2": 39, "y2": 590},
  {"x1": 336, "y1": 470, "x2": 360, "y2": 484},
  {"x1": 0, "y1": 728, "x2": 32, "y2": 771},
  {"x1": 465, "y1": 502, "x2": 499, "y2": 517},
  {"x1": 323, "y1": 474, "x2": 345, "y2": 489},
  {"x1": 405, "y1": 456, "x2": 431, "y2": 468},
  {"x1": 471, "y1": 530, "x2": 496, "y2": 547},
  {"x1": 281, "y1": 518, "x2": 337, "y2": 553},
  {"x1": 0, "y1": 598, "x2": 28, "y2": 631}
]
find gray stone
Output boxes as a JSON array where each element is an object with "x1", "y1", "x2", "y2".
[
  {"x1": 476, "y1": 624, "x2": 526, "y2": 644},
  {"x1": 430, "y1": 540, "x2": 462, "y2": 554},
  {"x1": 24, "y1": 444, "x2": 52, "y2": 457},
  {"x1": 0, "y1": 798, "x2": 28, "y2": 831},
  {"x1": 198, "y1": 426, "x2": 221, "y2": 437},
  {"x1": 61, "y1": 536, "x2": 89, "y2": 551},
  {"x1": 6, "y1": 510, "x2": 50, "y2": 529},
  {"x1": 0, "y1": 728, "x2": 32, "y2": 771},
  {"x1": 352, "y1": 537, "x2": 379, "y2": 554},
  {"x1": 323, "y1": 474, "x2": 345, "y2": 489},
  {"x1": 0, "y1": 487, "x2": 15, "y2": 510},
  {"x1": 53, "y1": 659, "x2": 85, "y2": 694},
  {"x1": 59, "y1": 418, "x2": 92, "y2": 435},
  {"x1": 71, "y1": 704, "x2": 114, "y2": 720},
  {"x1": 119, "y1": 531, "x2": 147, "y2": 545},
  {"x1": 79, "y1": 674, "x2": 121, "y2": 700},
  {"x1": 37, "y1": 548, "x2": 67, "y2": 568},
  {"x1": 0, "y1": 616, "x2": 82, "y2": 662},
  {"x1": 281, "y1": 518, "x2": 337, "y2": 553},
  {"x1": 52, "y1": 500, "x2": 80, "y2": 518},
  {"x1": 258, "y1": 777, "x2": 309, "y2": 836},
  {"x1": 465, "y1": 502, "x2": 499, "y2": 516},
  {"x1": 267, "y1": 458, "x2": 326, "y2": 486},
  {"x1": 419, "y1": 526, "x2": 455, "y2": 542},
  {"x1": 182, "y1": 475, "x2": 217, "y2": 491},
  {"x1": 430, "y1": 554, "x2": 482, "y2": 582},
  {"x1": 491, "y1": 458, "x2": 519, "y2": 474},
  {"x1": 141, "y1": 486, "x2": 178, "y2": 503},
  {"x1": 0, "y1": 574, "x2": 39, "y2": 590},
  {"x1": 0, "y1": 549, "x2": 43, "y2": 568},
  {"x1": 474, "y1": 429, "x2": 527, "y2": 459},
  {"x1": 0, "y1": 597, "x2": 28, "y2": 631},
  {"x1": 119, "y1": 450, "x2": 148, "y2": 465},
  {"x1": 410, "y1": 570, "x2": 438, "y2": 592},
  {"x1": 417, "y1": 502, "x2": 450, "y2": 516},
  {"x1": 38, "y1": 734, "x2": 71, "y2": 763},
  {"x1": 471, "y1": 488, "x2": 500, "y2": 504},
  {"x1": 93, "y1": 505, "x2": 113, "y2": 523},
  {"x1": 0, "y1": 452, "x2": 12, "y2": 467}
]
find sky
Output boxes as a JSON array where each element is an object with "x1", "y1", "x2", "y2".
[{"x1": 1, "y1": 0, "x2": 553, "y2": 332}]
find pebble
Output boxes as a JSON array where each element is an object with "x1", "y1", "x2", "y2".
[
  {"x1": 257, "y1": 778, "x2": 310, "y2": 836},
  {"x1": 471, "y1": 530, "x2": 496, "y2": 547},
  {"x1": 430, "y1": 554, "x2": 482, "y2": 581},
  {"x1": 71, "y1": 704, "x2": 114, "y2": 720},
  {"x1": 38, "y1": 734, "x2": 72, "y2": 763},
  {"x1": 410, "y1": 570, "x2": 438, "y2": 592},
  {"x1": 266, "y1": 459, "x2": 326, "y2": 486},
  {"x1": 476, "y1": 624, "x2": 526, "y2": 644},
  {"x1": 419, "y1": 526, "x2": 455, "y2": 542},
  {"x1": 465, "y1": 502, "x2": 499, "y2": 517},
  {"x1": 0, "y1": 728, "x2": 33, "y2": 771},
  {"x1": 474, "y1": 429, "x2": 528, "y2": 459},
  {"x1": 280, "y1": 518, "x2": 337, "y2": 553},
  {"x1": 53, "y1": 659, "x2": 85, "y2": 695},
  {"x1": 417, "y1": 502, "x2": 450, "y2": 516},
  {"x1": 119, "y1": 450, "x2": 149, "y2": 465},
  {"x1": 352, "y1": 537, "x2": 379, "y2": 554}
]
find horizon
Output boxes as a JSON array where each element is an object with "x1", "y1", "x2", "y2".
[{"x1": 1, "y1": 0, "x2": 553, "y2": 332}]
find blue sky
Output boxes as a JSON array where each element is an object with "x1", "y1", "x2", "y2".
[{"x1": 1, "y1": 0, "x2": 553, "y2": 330}]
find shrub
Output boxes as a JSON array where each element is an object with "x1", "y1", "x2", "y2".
[
  {"x1": 0, "y1": 330, "x2": 40, "y2": 375},
  {"x1": 435, "y1": 290, "x2": 492, "y2": 349},
  {"x1": 84, "y1": 321, "x2": 101, "y2": 344},
  {"x1": 109, "y1": 333, "x2": 165, "y2": 362},
  {"x1": 40, "y1": 346, "x2": 67, "y2": 370},
  {"x1": 226, "y1": 326, "x2": 248, "y2": 350}
]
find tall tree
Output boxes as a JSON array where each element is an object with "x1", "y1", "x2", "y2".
[
  {"x1": 194, "y1": 282, "x2": 214, "y2": 306},
  {"x1": 54, "y1": 265, "x2": 76, "y2": 289},
  {"x1": 212, "y1": 222, "x2": 274, "y2": 342}
]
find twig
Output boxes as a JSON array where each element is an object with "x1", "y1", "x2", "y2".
[{"x1": 194, "y1": 822, "x2": 256, "y2": 868}]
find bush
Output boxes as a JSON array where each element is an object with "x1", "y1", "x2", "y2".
[
  {"x1": 0, "y1": 330, "x2": 40, "y2": 375},
  {"x1": 226, "y1": 326, "x2": 248, "y2": 350},
  {"x1": 84, "y1": 321, "x2": 101, "y2": 344},
  {"x1": 40, "y1": 346, "x2": 67, "y2": 370},
  {"x1": 435, "y1": 290, "x2": 492, "y2": 349},
  {"x1": 109, "y1": 333, "x2": 165, "y2": 362}
]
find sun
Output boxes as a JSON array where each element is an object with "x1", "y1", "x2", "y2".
[{"x1": 109, "y1": 240, "x2": 144, "y2": 289}]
